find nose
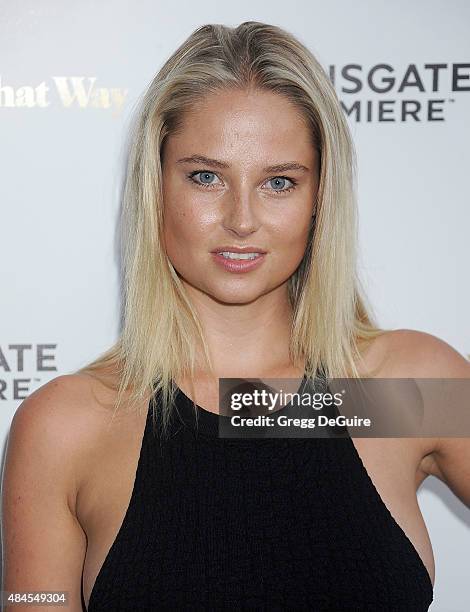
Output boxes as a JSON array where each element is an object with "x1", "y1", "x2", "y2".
[{"x1": 222, "y1": 188, "x2": 260, "y2": 237}]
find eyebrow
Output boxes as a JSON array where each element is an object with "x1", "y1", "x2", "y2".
[{"x1": 176, "y1": 154, "x2": 310, "y2": 174}]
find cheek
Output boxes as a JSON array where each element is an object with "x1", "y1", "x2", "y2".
[
  {"x1": 269, "y1": 205, "x2": 312, "y2": 256},
  {"x1": 163, "y1": 200, "x2": 216, "y2": 257}
]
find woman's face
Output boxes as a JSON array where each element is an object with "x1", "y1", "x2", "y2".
[{"x1": 162, "y1": 87, "x2": 319, "y2": 305}]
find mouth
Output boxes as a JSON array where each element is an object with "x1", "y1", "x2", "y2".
[
  {"x1": 211, "y1": 245, "x2": 267, "y2": 256},
  {"x1": 216, "y1": 251, "x2": 263, "y2": 261},
  {"x1": 210, "y1": 249, "x2": 267, "y2": 273}
]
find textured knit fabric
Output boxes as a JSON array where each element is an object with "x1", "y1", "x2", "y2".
[{"x1": 87, "y1": 374, "x2": 434, "y2": 611}]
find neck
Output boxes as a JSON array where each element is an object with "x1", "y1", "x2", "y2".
[{"x1": 183, "y1": 282, "x2": 305, "y2": 380}]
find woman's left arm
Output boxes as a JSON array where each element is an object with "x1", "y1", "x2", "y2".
[{"x1": 394, "y1": 329, "x2": 470, "y2": 508}]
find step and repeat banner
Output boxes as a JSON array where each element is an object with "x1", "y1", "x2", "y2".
[{"x1": 1, "y1": 1, "x2": 469, "y2": 609}]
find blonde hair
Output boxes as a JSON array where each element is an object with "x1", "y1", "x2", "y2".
[{"x1": 76, "y1": 21, "x2": 387, "y2": 435}]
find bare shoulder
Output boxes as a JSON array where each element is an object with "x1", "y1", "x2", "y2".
[
  {"x1": 11, "y1": 373, "x2": 102, "y2": 448},
  {"x1": 2, "y1": 373, "x2": 128, "y2": 602},
  {"x1": 360, "y1": 328, "x2": 470, "y2": 378},
  {"x1": 363, "y1": 329, "x2": 470, "y2": 496},
  {"x1": 7, "y1": 375, "x2": 112, "y2": 511},
  {"x1": 11, "y1": 371, "x2": 121, "y2": 439},
  {"x1": 7, "y1": 372, "x2": 143, "y2": 514}
]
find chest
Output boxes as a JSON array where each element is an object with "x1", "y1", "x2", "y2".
[{"x1": 79, "y1": 431, "x2": 434, "y2": 609}]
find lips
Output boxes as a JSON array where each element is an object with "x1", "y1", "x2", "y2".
[
  {"x1": 211, "y1": 245, "x2": 267, "y2": 254},
  {"x1": 211, "y1": 250, "x2": 266, "y2": 273}
]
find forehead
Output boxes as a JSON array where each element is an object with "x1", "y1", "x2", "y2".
[{"x1": 168, "y1": 88, "x2": 315, "y2": 161}]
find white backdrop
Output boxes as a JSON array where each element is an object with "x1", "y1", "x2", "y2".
[{"x1": 1, "y1": 1, "x2": 469, "y2": 609}]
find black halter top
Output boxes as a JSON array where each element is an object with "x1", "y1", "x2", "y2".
[{"x1": 87, "y1": 373, "x2": 433, "y2": 611}]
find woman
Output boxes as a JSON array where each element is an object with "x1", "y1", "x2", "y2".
[{"x1": 3, "y1": 21, "x2": 470, "y2": 611}]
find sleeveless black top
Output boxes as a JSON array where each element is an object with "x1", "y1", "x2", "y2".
[{"x1": 87, "y1": 374, "x2": 433, "y2": 611}]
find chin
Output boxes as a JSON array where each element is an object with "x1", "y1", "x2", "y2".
[{"x1": 205, "y1": 285, "x2": 268, "y2": 305}]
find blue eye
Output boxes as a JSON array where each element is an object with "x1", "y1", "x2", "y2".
[
  {"x1": 269, "y1": 177, "x2": 289, "y2": 191},
  {"x1": 198, "y1": 171, "x2": 216, "y2": 184},
  {"x1": 187, "y1": 171, "x2": 219, "y2": 187},
  {"x1": 186, "y1": 170, "x2": 297, "y2": 195},
  {"x1": 265, "y1": 176, "x2": 297, "y2": 195}
]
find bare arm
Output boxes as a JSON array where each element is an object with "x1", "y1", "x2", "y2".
[
  {"x1": 391, "y1": 330, "x2": 470, "y2": 507},
  {"x1": 1, "y1": 376, "x2": 88, "y2": 611},
  {"x1": 418, "y1": 334, "x2": 470, "y2": 507}
]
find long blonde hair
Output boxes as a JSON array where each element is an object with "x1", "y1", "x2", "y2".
[{"x1": 76, "y1": 21, "x2": 387, "y2": 435}]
